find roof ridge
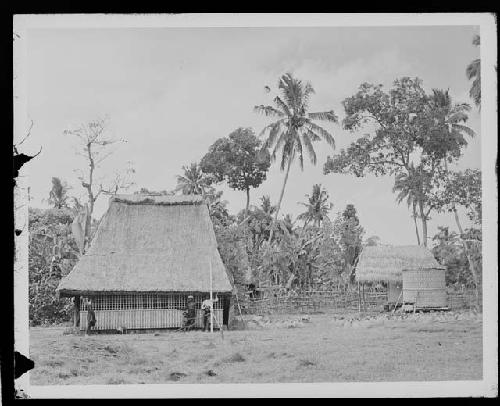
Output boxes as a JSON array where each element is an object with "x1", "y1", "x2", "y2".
[{"x1": 111, "y1": 195, "x2": 205, "y2": 206}]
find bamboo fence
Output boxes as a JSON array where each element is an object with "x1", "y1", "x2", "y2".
[{"x1": 243, "y1": 288, "x2": 480, "y2": 315}]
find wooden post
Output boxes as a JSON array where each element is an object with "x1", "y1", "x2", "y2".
[
  {"x1": 227, "y1": 295, "x2": 235, "y2": 330},
  {"x1": 209, "y1": 259, "x2": 214, "y2": 334},
  {"x1": 357, "y1": 282, "x2": 361, "y2": 313},
  {"x1": 362, "y1": 283, "x2": 366, "y2": 312},
  {"x1": 393, "y1": 291, "x2": 403, "y2": 314}
]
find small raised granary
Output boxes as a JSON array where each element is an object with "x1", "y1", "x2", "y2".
[{"x1": 355, "y1": 245, "x2": 447, "y2": 310}]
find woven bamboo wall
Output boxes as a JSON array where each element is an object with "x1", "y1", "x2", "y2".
[
  {"x1": 80, "y1": 309, "x2": 224, "y2": 330},
  {"x1": 403, "y1": 268, "x2": 447, "y2": 308},
  {"x1": 79, "y1": 293, "x2": 224, "y2": 330}
]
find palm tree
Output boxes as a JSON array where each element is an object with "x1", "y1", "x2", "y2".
[
  {"x1": 48, "y1": 177, "x2": 70, "y2": 209},
  {"x1": 430, "y1": 89, "x2": 475, "y2": 142},
  {"x1": 175, "y1": 162, "x2": 213, "y2": 197},
  {"x1": 282, "y1": 213, "x2": 295, "y2": 234},
  {"x1": 399, "y1": 89, "x2": 476, "y2": 247},
  {"x1": 297, "y1": 184, "x2": 333, "y2": 228},
  {"x1": 255, "y1": 73, "x2": 338, "y2": 241},
  {"x1": 392, "y1": 167, "x2": 424, "y2": 245},
  {"x1": 259, "y1": 195, "x2": 277, "y2": 216},
  {"x1": 430, "y1": 89, "x2": 479, "y2": 306},
  {"x1": 466, "y1": 34, "x2": 481, "y2": 108}
]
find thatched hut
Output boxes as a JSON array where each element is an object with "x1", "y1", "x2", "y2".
[
  {"x1": 355, "y1": 245, "x2": 446, "y2": 308},
  {"x1": 57, "y1": 194, "x2": 233, "y2": 331}
]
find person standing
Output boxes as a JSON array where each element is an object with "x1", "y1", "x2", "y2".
[
  {"x1": 184, "y1": 295, "x2": 196, "y2": 329},
  {"x1": 86, "y1": 299, "x2": 96, "y2": 335},
  {"x1": 201, "y1": 297, "x2": 218, "y2": 332}
]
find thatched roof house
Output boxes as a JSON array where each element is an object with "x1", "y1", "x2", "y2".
[
  {"x1": 57, "y1": 194, "x2": 233, "y2": 331},
  {"x1": 355, "y1": 245, "x2": 445, "y2": 283},
  {"x1": 355, "y1": 245, "x2": 446, "y2": 306}
]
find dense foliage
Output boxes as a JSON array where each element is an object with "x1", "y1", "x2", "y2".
[
  {"x1": 432, "y1": 226, "x2": 481, "y2": 288},
  {"x1": 208, "y1": 192, "x2": 365, "y2": 294},
  {"x1": 29, "y1": 208, "x2": 79, "y2": 325}
]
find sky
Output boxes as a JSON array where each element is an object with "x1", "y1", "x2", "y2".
[{"x1": 19, "y1": 24, "x2": 481, "y2": 245}]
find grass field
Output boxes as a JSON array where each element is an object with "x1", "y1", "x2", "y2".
[{"x1": 29, "y1": 311, "x2": 483, "y2": 385}]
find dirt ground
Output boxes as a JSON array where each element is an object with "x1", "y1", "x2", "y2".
[{"x1": 29, "y1": 310, "x2": 483, "y2": 385}]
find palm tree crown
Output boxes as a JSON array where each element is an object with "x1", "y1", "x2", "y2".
[
  {"x1": 259, "y1": 195, "x2": 277, "y2": 216},
  {"x1": 297, "y1": 184, "x2": 333, "y2": 227},
  {"x1": 255, "y1": 72, "x2": 337, "y2": 171},
  {"x1": 175, "y1": 162, "x2": 212, "y2": 196},
  {"x1": 393, "y1": 166, "x2": 425, "y2": 208},
  {"x1": 392, "y1": 165, "x2": 426, "y2": 245},
  {"x1": 466, "y1": 34, "x2": 481, "y2": 108},
  {"x1": 430, "y1": 88, "x2": 475, "y2": 160}
]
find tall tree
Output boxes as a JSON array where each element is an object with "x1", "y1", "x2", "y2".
[
  {"x1": 297, "y1": 184, "x2": 333, "y2": 227},
  {"x1": 48, "y1": 177, "x2": 70, "y2": 209},
  {"x1": 64, "y1": 117, "x2": 133, "y2": 252},
  {"x1": 428, "y1": 88, "x2": 478, "y2": 273},
  {"x1": 200, "y1": 128, "x2": 271, "y2": 214},
  {"x1": 64, "y1": 118, "x2": 118, "y2": 216},
  {"x1": 255, "y1": 72, "x2": 338, "y2": 241},
  {"x1": 324, "y1": 78, "x2": 474, "y2": 246},
  {"x1": 466, "y1": 34, "x2": 481, "y2": 108}
]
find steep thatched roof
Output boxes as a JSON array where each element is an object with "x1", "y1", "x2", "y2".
[
  {"x1": 57, "y1": 194, "x2": 233, "y2": 296},
  {"x1": 355, "y1": 245, "x2": 445, "y2": 283}
]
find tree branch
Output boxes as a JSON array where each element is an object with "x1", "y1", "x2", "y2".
[{"x1": 15, "y1": 119, "x2": 34, "y2": 149}]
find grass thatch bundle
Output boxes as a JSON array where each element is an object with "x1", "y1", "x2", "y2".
[
  {"x1": 111, "y1": 194, "x2": 204, "y2": 206},
  {"x1": 355, "y1": 245, "x2": 445, "y2": 283},
  {"x1": 57, "y1": 194, "x2": 232, "y2": 296}
]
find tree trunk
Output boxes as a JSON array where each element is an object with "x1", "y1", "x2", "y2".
[
  {"x1": 453, "y1": 206, "x2": 481, "y2": 309},
  {"x1": 245, "y1": 187, "x2": 250, "y2": 216},
  {"x1": 412, "y1": 205, "x2": 421, "y2": 245},
  {"x1": 419, "y1": 202, "x2": 428, "y2": 247},
  {"x1": 362, "y1": 283, "x2": 366, "y2": 312},
  {"x1": 269, "y1": 157, "x2": 293, "y2": 243},
  {"x1": 357, "y1": 282, "x2": 361, "y2": 313}
]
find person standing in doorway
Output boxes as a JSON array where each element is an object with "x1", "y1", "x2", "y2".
[
  {"x1": 86, "y1": 299, "x2": 96, "y2": 335},
  {"x1": 184, "y1": 295, "x2": 196, "y2": 329}
]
